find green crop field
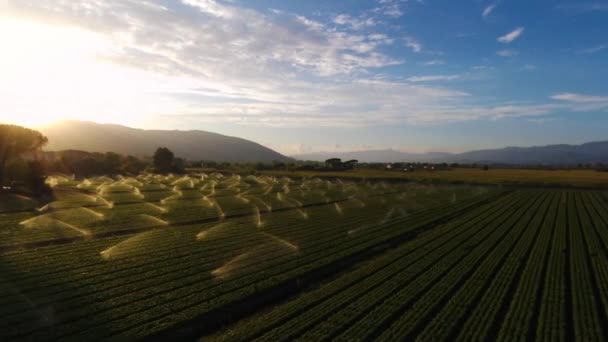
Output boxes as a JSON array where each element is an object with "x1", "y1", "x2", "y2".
[
  {"x1": 1, "y1": 174, "x2": 608, "y2": 341},
  {"x1": 262, "y1": 167, "x2": 608, "y2": 189}
]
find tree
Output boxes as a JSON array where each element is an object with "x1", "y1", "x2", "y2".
[
  {"x1": 272, "y1": 160, "x2": 286, "y2": 170},
  {"x1": 103, "y1": 152, "x2": 122, "y2": 174},
  {"x1": 172, "y1": 157, "x2": 186, "y2": 174},
  {"x1": 344, "y1": 159, "x2": 358, "y2": 170},
  {"x1": 325, "y1": 158, "x2": 343, "y2": 169},
  {"x1": 153, "y1": 147, "x2": 175, "y2": 174},
  {"x1": 0, "y1": 125, "x2": 48, "y2": 186},
  {"x1": 26, "y1": 161, "x2": 52, "y2": 197},
  {"x1": 123, "y1": 155, "x2": 148, "y2": 175}
]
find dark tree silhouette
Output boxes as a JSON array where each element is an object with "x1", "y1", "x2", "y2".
[
  {"x1": 123, "y1": 155, "x2": 148, "y2": 175},
  {"x1": 47, "y1": 150, "x2": 148, "y2": 177},
  {"x1": 325, "y1": 158, "x2": 342, "y2": 169},
  {"x1": 0, "y1": 124, "x2": 48, "y2": 186},
  {"x1": 26, "y1": 161, "x2": 52, "y2": 197},
  {"x1": 344, "y1": 159, "x2": 358, "y2": 170},
  {"x1": 103, "y1": 152, "x2": 122, "y2": 174},
  {"x1": 153, "y1": 147, "x2": 175, "y2": 174},
  {"x1": 172, "y1": 157, "x2": 186, "y2": 174}
]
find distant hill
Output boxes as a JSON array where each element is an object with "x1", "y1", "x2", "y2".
[
  {"x1": 39, "y1": 121, "x2": 289, "y2": 162},
  {"x1": 453, "y1": 141, "x2": 608, "y2": 165},
  {"x1": 294, "y1": 142, "x2": 608, "y2": 165},
  {"x1": 295, "y1": 149, "x2": 434, "y2": 163}
]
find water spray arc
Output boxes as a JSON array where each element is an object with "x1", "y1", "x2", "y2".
[
  {"x1": 139, "y1": 214, "x2": 169, "y2": 226},
  {"x1": 262, "y1": 232, "x2": 299, "y2": 252},
  {"x1": 211, "y1": 253, "x2": 250, "y2": 279},
  {"x1": 253, "y1": 206, "x2": 263, "y2": 228}
]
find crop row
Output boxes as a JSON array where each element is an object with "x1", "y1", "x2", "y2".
[
  {"x1": 495, "y1": 192, "x2": 560, "y2": 341},
  {"x1": 201, "y1": 190, "x2": 608, "y2": 342},
  {"x1": 449, "y1": 192, "x2": 556, "y2": 341},
  {"x1": 345, "y1": 192, "x2": 547, "y2": 341},
  {"x1": 0, "y1": 192, "x2": 498, "y2": 340},
  {"x1": 1, "y1": 183, "x2": 467, "y2": 248},
  {"x1": 48, "y1": 193, "x2": 500, "y2": 340},
  {"x1": 572, "y1": 193, "x2": 608, "y2": 340},
  {"x1": 0, "y1": 200, "x2": 425, "y2": 310},
  {"x1": 0, "y1": 184, "x2": 481, "y2": 274},
  {"x1": 207, "y1": 191, "x2": 525, "y2": 341},
  {"x1": 0, "y1": 192, "x2": 454, "y2": 291},
  {"x1": 566, "y1": 192, "x2": 603, "y2": 340},
  {"x1": 534, "y1": 192, "x2": 568, "y2": 341},
  {"x1": 239, "y1": 191, "x2": 529, "y2": 342}
]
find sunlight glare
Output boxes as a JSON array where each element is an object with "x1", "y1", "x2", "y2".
[{"x1": 0, "y1": 17, "x2": 178, "y2": 127}]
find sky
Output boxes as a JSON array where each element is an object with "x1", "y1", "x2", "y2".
[{"x1": 0, "y1": 0, "x2": 607, "y2": 155}]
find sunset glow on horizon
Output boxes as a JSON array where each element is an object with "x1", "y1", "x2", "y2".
[
  {"x1": 0, "y1": 17, "x2": 184, "y2": 128},
  {"x1": 1, "y1": 0, "x2": 607, "y2": 155}
]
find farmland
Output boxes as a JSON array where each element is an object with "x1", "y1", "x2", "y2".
[
  {"x1": 262, "y1": 167, "x2": 608, "y2": 189},
  {"x1": 1, "y1": 174, "x2": 608, "y2": 341}
]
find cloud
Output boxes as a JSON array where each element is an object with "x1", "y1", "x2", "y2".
[
  {"x1": 3, "y1": 0, "x2": 606, "y2": 129},
  {"x1": 404, "y1": 36, "x2": 422, "y2": 52},
  {"x1": 550, "y1": 93, "x2": 608, "y2": 112},
  {"x1": 6, "y1": 0, "x2": 401, "y2": 77},
  {"x1": 482, "y1": 4, "x2": 497, "y2": 18},
  {"x1": 579, "y1": 44, "x2": 607, "y2": 54},
  {"x1": 422, "y1": 60, "x2": 445, "y2": 66},
  {"x1": 375, "y1": 0, "x2": 405, "y2": 18},
  {"x1": 333, "y1": 14, "x2": 376, "y2": 30},
  {"x1": 497, "y1": 27, "x2": 524, "y2": 43},
  {"x1": 173, "y1": 84, "x2": 608, "y2": 128},
  {"x1": 163, "y1": 78, "x2": 476, "y2": 127},
  {"x1": 551, "y1": 93, "x2": 608, "y2": 103},
  {"x1": 407, "y1": 75, "x2": 461, "y2": 82},
  {"x1": 496, "y1": 49, "x2": 519, "y2": 57}
]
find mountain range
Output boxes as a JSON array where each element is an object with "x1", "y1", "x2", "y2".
[
  {"x1": 38, "y1": 121, "x2": 607, "y2": 165},
  {"x1": 40, "y1": 121, "x2": 289, "y2": 162},
  {"x1": 295, "y1": 142, "x2": 608, "y2": 165}
]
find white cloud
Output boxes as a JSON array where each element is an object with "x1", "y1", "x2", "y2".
[
  {"x1": 498, "y1": 27, "x2": 524, "y2": 43},
  {"x1": 550, "y1": 93, "x2": 608, "y2": 112},
  {"x1": 5, "y1": 0, "x2": 401, "y2": 78},
  {"x1": 333, "y1": 14, "x2": 376, "y2": 30},
  {"x1": 482, "y1": 4, "x2": 497, "y2": 18},
  {"x1": 579, "y1": 44, "x2": 607, "y2": 54},
  {"x1": 423, "y1": 60, "x2": 445, "y2": 66},
  {"x1": 404, "y1": 36, "x2": 422, "y2": 52},
  {"x1": 497, "y1": 49, "x2": 519, "y2": 57},
  {"x1": 407, "y1": 75, "x2": 461, "y2": 82},
  {"x1": 551, "y1": 93, "x2": 608, "y2": 103},
  {"x1": 2, "y1": 0, "x2": 606, "y2": 129},
  {"x1": 375, "y1": 0, "x2": 405, "y2": 18}
]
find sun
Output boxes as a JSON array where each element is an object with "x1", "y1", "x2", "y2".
[{"x1": 0, "y1": 16, "x2": 175, "y2": 129}]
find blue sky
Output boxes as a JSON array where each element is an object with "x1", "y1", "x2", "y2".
[{"x1": 1, "y1": 0, "x2": 607, "y2": 155}]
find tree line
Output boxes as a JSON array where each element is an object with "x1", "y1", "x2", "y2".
[{"x1": 0, "y1": 124, "x2": 189, "y2": 197}]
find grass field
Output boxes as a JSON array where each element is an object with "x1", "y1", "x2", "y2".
[
  {"x1": 262, "y1": 167, "x2": 608, "y2": 189},
  {"x1": 1, "y1": 174, "x2": 608, "y2": 340}
]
